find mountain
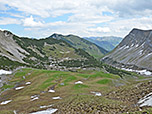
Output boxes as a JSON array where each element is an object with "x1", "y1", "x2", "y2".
[
  {"x1": 49, "y1": 34, "x2": 108, "y2": 59},
  {"x1": 84, "y1": 36, "x2": 122, "y2": 51},
  {"x1": 2, "y1": 30, "x2": 152, "y2": 114},
  {"x1": 0, "y1": 30, "x2": 101, "y2": 70},
  {"x1": 102, "y1": 28, "x2": 152, "y2": 71}
]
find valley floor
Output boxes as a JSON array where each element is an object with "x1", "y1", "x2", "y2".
[{"x1": 0, "y1": 68, "x2": 152, "y2": 114}]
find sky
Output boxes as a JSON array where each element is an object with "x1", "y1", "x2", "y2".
[{"x1": 0, "y1": 0, "x2": 152, "y2": 38}]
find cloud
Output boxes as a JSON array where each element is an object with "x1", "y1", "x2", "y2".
[
  {"x1": 0, "y1": 0, "x2": 80, "y2": 18},
  {"x1": 24, "y1": 20, "x2": 93, "y2": 37},
  {"x1": 102, "y1": 16, "x2": 152, "y2": 37},
  {"x1": 0, "y1": 0, "x2": 112, "y2": 18},
  {"x1": 21, "y1": 16, "x2": 152, "y2": 38},
  {"x1": 0, "y1": 3, "x2": 8, "y2": 10},
  {"x1": 23, "y1": 16, "x2": 44, "y2": 27},
  {"x1": 1, "y1": 0, "x2": 152, "y2": 38},
  {"x1": 88, "y1": 27, "x2": 111, "y2": 33},
  {"x1": 1, "y1": 0, "x2": 152, "y2": 18},
  {"x1": 103, "y1": 0, "x2": 152, "y2": 17},
  {"x1": 10, "y1": 13, "x2": 24, "y2": 18},
  {"x1": 68, "y1": 13, "x2": 113, "y2": 24},
  {"x1": 0, "y1": 17, "x2": 21, "y2": 25}
]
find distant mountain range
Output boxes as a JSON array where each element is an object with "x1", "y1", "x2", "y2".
[
  {"x1": 102, "y1": 28, "x2": 152, "y2": 71},
  {"x1": 84, "y1": 36, "x2": 122, "y2": 51}
]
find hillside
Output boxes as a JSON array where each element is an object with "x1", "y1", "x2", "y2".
[
  {"x1": 1, "y1": 68, "x2": 152, "y2": 113},
  {"x1": 84, "y1": 36, "x2": 122, "y2": 51},
  {"x1": 102, "y1": 28, "x2": 152, "y2": 71},
  {"x1": 1, "y1": 29, "x2": 152, "y2": 113},
  {"x1": 0, "y1": 30, "x2": 100, "y2": 70},
  {"x1": 49, "y1": 34, "x2": 108, "y2": 59}
]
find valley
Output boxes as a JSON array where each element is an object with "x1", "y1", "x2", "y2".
[
  {"x1": 0, "y1": 28, "x2": 152, "y2": 114},
  {"x1": 84, "y1": 36, "x2": 122, "y2": 51},
  {"x1": 1, "y1": 0, "x2": 152, "y2": 113}
]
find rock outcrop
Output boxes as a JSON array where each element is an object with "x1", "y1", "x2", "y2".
[{"x1": 102, "y1": 28, "x2": 152, "y2": 70}]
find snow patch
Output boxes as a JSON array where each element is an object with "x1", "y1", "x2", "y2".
[
  {"x1": 31, "y1": 95, "x2": 39, "y2": 101},
  {"x1": 138, "y1": 50, "x2": 143, "y2": 55},
  {"x1": 30, "y1": 108, "x2": 58, "y2": 114},
  {"x1": 0, "y1": 100, "x2": 12, "y2": 105},
  {"x1": 0, "y1": 70, "x2": 12, "y2": 75},
  {"x1": 121, "y1": 68, "x2": 152, "y2": 76},
  {"x1": 141, "y1": 43, "x2": 145, "y2": 47},
  {"x1": 26, "y1": 82, "x2": 31, "y2": 85},
  {"x1": 31, "y1": 97, "x2": 39, "y2": 101},
  {"x1": 131, "y1": 44, "x2": 134, "y2": 47},
  {"x1": 135, "y1": 44, "x2": 139, "y2": 47},
  {"x1": 118, "y1": 45, "x2": 126, "y2": 50},
  {"x1": 121, "y1": 68, "x2": 133, "y2": 72},
  {"x1": 145, "y1": 53, "x2": 152, "y2": 57},
  {"x1": 40, "y1": 105, "x2": 52, "y2": 109},
  {"x1": 138, "y1": 92, "x2": 152, "y2": 107},
  {"x1": 123, "y1": 46, "x2": 129, "y2": 49},
  {"x1": 15, "y1": 86, "x2": 24, "y2": 90},
  {"x1": 91, "y1": 92, "x2": 102, "y2": 96},
  {"x1": 13, "y1": 110, "x2": 17, "y2": 114},
  {"x1": 31, "y1": 95, "x2": 38, "y2": 99},
  {"x1": 75, "y1": 81, "x2": 83, "y2": 84},
  {"x1": 52, "y1": 96, "x2": 62, "y2": 100},
  {"x1": 138, "y1": 70, "x2": 152, "y2": 75},
  {"x1": 48, "y1": 89, "x2": 55, "y2": 93}
]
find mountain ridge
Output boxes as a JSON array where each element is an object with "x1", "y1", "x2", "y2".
[
  {"x1": 102, "y1": 28, "x2": 152, "y2": 71},
  {"x1": 49, "y1": 33, "x2": 108, "y2": 59},
  {"x1": 84, "y1": 36, "x2": 122, "y2": 51},
  {"x1": 0, "y1": 30, "x2": 103, "y2": 70}
]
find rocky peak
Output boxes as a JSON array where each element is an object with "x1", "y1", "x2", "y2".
[
  {"x1": 102, "y1": 28, "x2": 152, "y2": 71},
  {"x1": 118, "y1": 28, "x2": 152, "y2": 51},
  {"x1": 50, "y1": 33, "x2": 63, "y2": 39},
  {"x1": 3, "y1": 30, "x2": 13, "y2": 37}
]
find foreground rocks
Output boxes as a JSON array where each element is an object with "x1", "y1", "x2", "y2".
[{"x1": 52, "y1": 81, "x2": 152, "y2": 114}]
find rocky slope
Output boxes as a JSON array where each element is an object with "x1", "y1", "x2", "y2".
[
  {"x1": 0, "y1": 30, "x2": 27, "y2": 63},
  {"x1": 102, "y1": 28, "x2": 152, "y2": 71},
  {"x1": 49, "y1": 34, "x2": 108, "y2": 59}
]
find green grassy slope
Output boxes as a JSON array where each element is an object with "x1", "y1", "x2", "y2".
[
  {"x1": 0, "y1": 55, "x2": 27, "y2": 70},
  {"x1": 0, "y1": 68, "x2": 152, "y2": 113},
  {"x1": 6, "y1": 35, "x2": 100, "y2": 70},
  {"x1": 0, "y1": 31, "x2": 107, "y2": 70},
  {"x1": 49, "y1": 34, "x2": 108, "y2": 59}
]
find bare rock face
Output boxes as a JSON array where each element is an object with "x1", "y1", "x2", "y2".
[
  {"x1": 0, "y1": 30, "x2": 28, "y2": 63},
  {"x1": 102, "y1": 28, "x2": 152, "y2": 70}
]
